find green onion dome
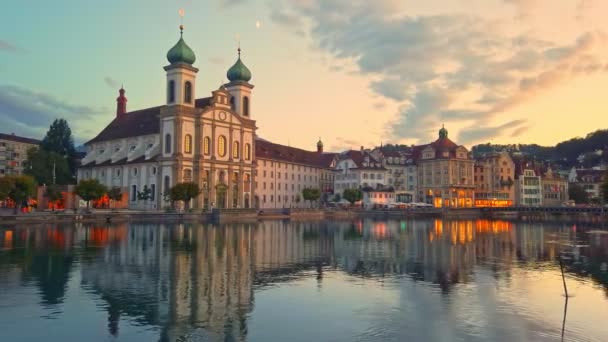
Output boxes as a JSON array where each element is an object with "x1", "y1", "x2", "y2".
[
  {"x1": 167, "y1": 26, "x2": 196, "y2": 65},
  {"x1": 227, "y1": 49, "x2": 252, "y2": 82}
]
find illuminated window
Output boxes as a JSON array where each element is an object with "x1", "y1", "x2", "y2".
[
  {"x1": 203, "y1": 137, "x2": 211, "y2": 155},
  {"x1": 233, "y1": 141, "x2": 239, "y2": 159},
  {"x1": 245, "y1": 143, "x2": 251, "y2": 160},
  {"x1": 184, "y1": 134, "x2": 193, "y2": 154},
  {"x1": 218, "y1": 136, "x2": 227, "y2": 157}
]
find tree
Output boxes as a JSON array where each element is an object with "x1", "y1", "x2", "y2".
[
  {"x1": 45, "y1": 184, "x2": 63, "y2": 211},
  {"x1": 24, "y1": 147, "x2": 72, "y2": 185},
  {"x1": 168, "y1": 182, "x2": 202, "y2": 210},
  {"x1": 75, "y1": 179, "x2": 107, "y2": 210},
  {"x1": 302, "y1": 188, "x2": 321, "y2": 208},
  {"x1": 107, "y1": 187, "x2": 123, "y2": 209},
  {"x1": 568, "y1": 183, "x2": 588, "y2": 204},
  {"x1": 343, "y1": 188, "x2": 363, "y2": 205},
  {"x1": 40, "y1": 119, "x2": 78, "y2": 176},
  {"x1": 0, "y1": 176, "x2": 36, "y2": 214},
  {"x1": 137, "y1": 185, "x2": 153, "y2": 207},
  {"x1": 332, "y1": 193, "x2": 341, "y2": 202}
]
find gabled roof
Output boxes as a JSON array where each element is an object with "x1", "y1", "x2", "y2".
[
  {"x1": 575, "y1": 169, "x2": 606, "y2": 183},
  {"x1": 86, "y1": 97, "x2": 213, "y2": 145},
  {"x1": 412, "y1": 136, "x2": 467, "y2": 160},
  {"x1": 339, "y1": 150, "x2": 385, "y2": 170},
  {"x1": 0, "y1": 133, "x2": 41, "y2": 145},
  {"x1": 255, "y1": 138, "x2": 336, "y2": 169}
]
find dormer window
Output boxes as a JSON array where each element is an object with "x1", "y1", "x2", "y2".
[
  {"x1": 147, "y1": 143, "x2": 153, "y2": 150},
  {"x1": 114, "y1": 147, "x2": 120, "y2": 152},
  {"x1": 99, "y1": 149, "x2": 105, "y2": 155},
  {"x1": 130, "y1": 145, "x2": 136, "y2": 152}
]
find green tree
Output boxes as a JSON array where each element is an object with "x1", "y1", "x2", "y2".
[
  {"x1": 0, "y1": 177, "x2": 11, "y2": 200},
  {"x1": 168, "y1": 182, "x2": 202, "y2": 210},
  {"x1": 343, "y1": 188, "x2": 363, "y2": 205},
  {"x1": 24, "y1": 147, "x2": 72, "y2": 185},
  {"x1": 568, "y1": 183, "x2": 588, "y2": 204},
  {"x1": 45, "y1": 184, "x2": 63, "y2": 211},
  {"x1": 137, "y1": 185, "x2": 153, "y2": 207},
  {"x1": 75, "y1": 179, "x2": 107, "y2": 210},
  {"x1": 107, "y1": 187, "x2": 123, "y2": 209},
  {"x1": 332, "y1": 193, "x2": 341, "y2": 202},
  {"x1": 1, "y1": 176, "x2": 36, "y2": 214},
  {"x1": 40, "y1": 119, "x2": 78, "y2": 176},
  {"x1": 302, "y1": 188, "x2": 321, "y2": 208}
]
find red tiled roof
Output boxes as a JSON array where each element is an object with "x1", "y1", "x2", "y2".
[
  {"x1": 0, "y1": 133, "x2": 41, "y2": 145},
  {"x1": 255, "y1": 138, "x2": 336, "y2": 169},
  {"x1": 339, "y1": 150, "x2": 385, "y2": 170},
  {"x1": 86, "y1": 97, "x2": 212, "y2": 144},
  {"x1": 575, "y1": 169, "x2": 606, "y2": 183}
]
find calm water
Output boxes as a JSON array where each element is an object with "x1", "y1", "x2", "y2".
[{"x1": 0, "y1": 219, "x2": 607, "y2": 342}]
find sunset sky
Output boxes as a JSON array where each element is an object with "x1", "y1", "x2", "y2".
[{"x1": 1, "y1": 0, "x2": 607, "y2": 151}]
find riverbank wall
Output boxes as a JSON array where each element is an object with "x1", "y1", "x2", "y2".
[{"x1": 1, "y1": 207, "x2": 607, "y2": 225}]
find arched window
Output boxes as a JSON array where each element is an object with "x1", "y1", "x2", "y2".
[
  {"x1": 218, "y1": 136, "x2": 227, "y2": 157},
  {"x1": 203, "y1": 137, "x2": 211, "y2": 155},
  {"x1": 229, "y1": 96, "x2": 235, "y2": 111},
  {"x1": 243, "y1": 96, "x2": 249, "y2": 116},
  {"x1": 165, "y1": 134, "x2": 172, "y2": 154},
  {"x1": 168, "y1": 80, "x2": 175, "y2": 103},
  {"x1": 184, "y1": 81, "x2": 192, "y2": 103},
  {"x1": 245, "y1": 143, "x2": 251, "y2": 160},
  {"x1": 184, "y1": 134, "x2": 193, "y2": 154},
  {"x1": 164, "y1": 176, "x2": 170, "y2": 194},
  {"x1": 233, "y1": 141, "x2": 240, "y2": 159}
]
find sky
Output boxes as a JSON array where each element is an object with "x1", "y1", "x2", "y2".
[{"x1": 1, "y1": 0, "x2": 607, "y2": 151}]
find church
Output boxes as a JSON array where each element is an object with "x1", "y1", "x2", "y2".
[
  {"x1": 78, "y1": 25, "x2": 256, "y2": 210},
  {"x1": 78, "y1": 25, "x2": 336, "y2": 210}
]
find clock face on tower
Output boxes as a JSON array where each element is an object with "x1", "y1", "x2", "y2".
[{"x1": 219, "y1": 111, "x2": 227, "y2": 121}]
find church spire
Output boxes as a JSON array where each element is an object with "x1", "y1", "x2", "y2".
[{"x1": 116, "y1": 87, "x2": 127, "y2": 117}]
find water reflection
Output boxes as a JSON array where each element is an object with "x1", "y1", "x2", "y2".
[{"x1": 0, "y1": 219, "x2": 607, "y2": 341}]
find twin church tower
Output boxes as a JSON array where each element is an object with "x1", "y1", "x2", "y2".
[{"x1": 81, "y1": 25, "x2": 258, "y2": 209}]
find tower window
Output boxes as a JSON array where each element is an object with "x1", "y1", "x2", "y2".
[
  {"x1": 243, "y1": 96, "x2": 250, "y2": 116},
  {"x1": 245, "y1": 143, "x2": 251, "y2": 160},
  {"x1": 164, "y1": 176, "x2": 170, "y2": 194},
  {"x1": 165, "y1": 134, "x2": 172, "y2": 154},
  {"x1": 168, "y1": 80, "x2": 175, "y2": 103},
  {"x1": 230, "y1": 96, "x2": 235, "y2": 111},
  {"x1": 203, "y1": 137, "x2": 211, "y2": 155},
  {"x1": 184, "y1": 81, "x2": 192, "y2": 103},
  {"x1": 233, "y1": 141, "x2": 240, "y2": 159},
  {"x1": 184, "y1": 134, "x2": 193, "y2": 154},
  {"x1": 218, "y1": 136, "x2": 227, "y2": 157}
]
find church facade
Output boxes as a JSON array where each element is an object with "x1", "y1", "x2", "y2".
[{"x1": 78, "y1": 26, "x2": 256, "y2": 209}]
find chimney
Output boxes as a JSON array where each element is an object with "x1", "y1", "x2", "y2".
[{"x1": 116, "y1": 87, "x2": 127, "y2": 117}]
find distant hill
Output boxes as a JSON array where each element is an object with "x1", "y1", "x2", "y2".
[{"x1": 471, "y1": 129, "x2": 608, "y2": 168}]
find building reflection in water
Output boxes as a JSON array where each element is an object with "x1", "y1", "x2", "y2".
[{"x1": 0, "y1": 219, "x2": 606, "y2": 340}]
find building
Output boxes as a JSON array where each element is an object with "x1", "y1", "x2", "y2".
[
  {"x1": 334, "y1": 148, "x2": 388, "y2": 196},
  {"x1": 371, "y1": 147, "x2": 417, "y2": 202},
  {"x1": 473, "y1": 151, "x2": 515, "y2": 207},
  {"x1": 78, "y1": 26, "x2": 256, "y2": 209},
  {"x1": 0, "y1": 133, "x2": 40, "y2": 177},
  {"x1": 361, "y1": 187, "x2": 396, "y2": 209},
  {"x1": 541, "y1": 168, "x2": 569, "y2": 207},
  {"x1": 514, "y1": 164, "x2": 542, "y2": 206},
  {"x1": 414, "y1": 126, "x2": 475, "y2": 208},
  {"x1": 568, "y1": 168, "x2": 606, "y2": 201},
  {"x1": 254, "y1": 138, "x2": 336, "y2": 209}
]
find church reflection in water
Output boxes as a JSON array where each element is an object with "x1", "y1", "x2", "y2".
[{"x1": 0, "y1": 219, "x2": 606, "y2": 341}]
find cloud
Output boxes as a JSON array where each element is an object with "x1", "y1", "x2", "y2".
[
  {"x1": 104, "y1": 77, "x2": 119, "y2": 89},
  {"x1": 271, "y1": 0, "x2": 608, "y2": 145},
  {"x1": 217, "y1": 0, "x2": 247, "y2": 7},
  {"x1": 458, "y1": 120, "x2": 527, "y2": 144},
  {"x1": 208, "y1": 56, "x2": 226, "y2": 65},
  {"x1": 0, "y1": 85, "x2": 105, "y2": 140},
  {"x1": 0, "y1": 39, "x2": 23, "y2": 53}
]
